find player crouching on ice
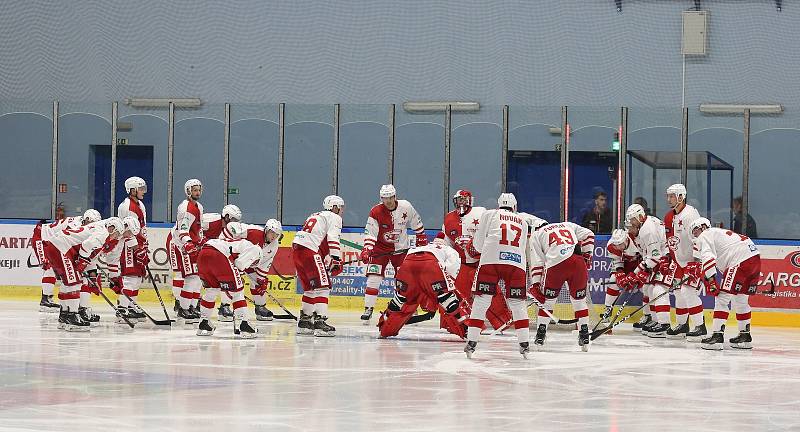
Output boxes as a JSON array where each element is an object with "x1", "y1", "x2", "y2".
[
  {"x1": 195, "y1": 236, "x2": 262, "y2": 338},
  {"x1": 688, "y1": 218, "x2": 761, "y2": 350},
  {"x1": 377, "y1": 238, "x2": 468, "y2": 339},
  {"x1": 463, "y1": 193, "x2": 532, "y2": 359}
]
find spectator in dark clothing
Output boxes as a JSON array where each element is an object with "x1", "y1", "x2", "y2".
[
  {"x1": 732, "y1": 196, "x2": 758, "y2": 238},
  {"x1": 581, "y1": 191, "x2": 613, "y2": 234},
  {"x1": 634, "y1": 196, "x2": 652, "y2": 216}
]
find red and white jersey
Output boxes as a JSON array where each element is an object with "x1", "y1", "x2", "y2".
[
  {"x1": 118, "y1": 197, "x2": 147, "y2": 238},
  {"x1": 201, "y1": 213, "x2": 226, "y2": 239},
  {"x1": 293, "y1": 210, "x2": 343, "y2": 259},
  {"x1": 222, "y1": 222, "x2": 278, "y2": 279},
  {"x1": 473, "y1": 209, "x2": 529, "y2": 271},
  {"x1": 529, "y1": 222, "x2": 595, "y2": 273},
  {"x1": 407, "y1": 242, "x2": 461, "y2": 279},
  {"x1": 607, "y1": 232, "x2": 642, "y2": 273},
  {"x1": 99, "y1": 235, "x2": 125, "y2": 277},
  {"x1": 364, "y1": 200, "x2": 424, "y2": 253},
  {"x1": 664, "y1": 204, "x2": 701, "y2": 267},
  {"x1": 632, "y1": 215, "x2": 668, "y2": 273},
  {"x1": 204, "y1": 238, "x2": 262, "y2": 271},
  {"x1": 171, "y1": 199, "x2": 204, "y2": 248},
  {"x1": 440, "y1": 206, "x2": 486, "y2": 264},
  {"x1": 49, "y1": 221, "x2": 112, "y2": 259},
  {"x1": 694, "y1": 228, "x2": 759, "y2": 279},
  {"x1": 41, "y1": 217, "x2": 82, "y2": 242}
]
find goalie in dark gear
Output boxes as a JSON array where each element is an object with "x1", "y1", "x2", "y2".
[{"x1": 377, "y1": 239, "x2": 467, "y2": 338}]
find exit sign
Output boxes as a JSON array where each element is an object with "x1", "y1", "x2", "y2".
[
  {"x1": 117, "y1": 138, "x2": 127, "y2": 145},
  {"x1": 228, "y1": 187, "x2": 239, "y2": 195}
]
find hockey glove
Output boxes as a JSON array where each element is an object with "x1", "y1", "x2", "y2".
[
  {"x1": 415, "y1": 232, "x2": 428, "y2": 247},
  {"x1": 134, "y1": 247, "x2": 150, "y2": 267},
  {"x1": 704, "y1": 277, "x2": 720, "y2": 296},
  {"x1": 329, "y1": 257, "x2": 343, "y2": 277},
  {"x1": 74, "y1": 255, "x2": 91, "y2": 274},
  {"x1": 109, "y1": 276, "x2": 124, "y2": 294},
  {"x1": 183, "y1": 240, "x2": 199, "y2": 258},
  {"x1": 657, "y1": 256, "x2": 673, "y2": 276},
  {"x1": 632, "y1": 270, "x2": 650, "y2": 290},
  {"x1": 582, "y1": 252, "x2": 593, "y2": 270},
  {"x1": 359, "y1": 246, "x2": 373, "y2": 263},
  {"x1": 41, "y1": 257, "x2": 51, "y2": 271},
  {"x1": 465, "y1": 239, "x2": 480, "y2": 259},
  {"x1": 613, "y1": 271, "x2": 628, "y2": 289}
]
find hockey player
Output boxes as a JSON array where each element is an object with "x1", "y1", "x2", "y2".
[
  {"x1": 463, "y1": 193, "x2": 531, "y2": 359},
  {"x1": 33, "y1": 209, "x2": 102, "y2": 312},
  {"x1": 624, "y1": 204, "x2": 672, "y2": 337},
  {"x1": 438, "y1": 190, "x2": 513, "y2": 331},
  {"x1": 222, "y1": 219, "x2": 283, "y2": 322},
  {"x1": 663, "y1": 184, "x2": 706, "y2": 340},
  {"x1": 95, "y1": 216, "x2": 142, "y2": 325},
  {"x1": 529, "y1": 220, "x2": 595, "y2": 351},
  {"x1": 359, "y1": 184, "x2": 426, "y2": 322},
  {"x1": 195, "y1": 237, "x2": 262, "y2": 338},
  {"x1": 602, "y1": 226, "x2": 642, "y2": 324},
  {"x1": 115, "y1": 176, "x2": 150, "y2": 323},
  {"x1": 689, "y1": 219, "x2": 761, "y2": 350},
  {"x1": 377, "y1": 238, "x2": 468, "y2": 339},
  {"x1": 292, "y1": 195, "x2": 344, "y2": 337},
  {"x1": 44, "y1": 217, "x2": 129, "y2": 331},
  {"x1": 170, "y1": 179, "x2": 205, "y2": 324},
  {"x1": 202, "y1": 204, "x2": 243, "y2": 321}
]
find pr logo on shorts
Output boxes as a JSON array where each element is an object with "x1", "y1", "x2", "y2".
[
  {"x1": 499, "y1": 251, "x2": 521, "y2": 263},
  {"x1": 509, "y1": 288, "x2": 523, "y2": 298},
  {"x1": 544, "y1": 288, "x2": 557, "y2": 298}
]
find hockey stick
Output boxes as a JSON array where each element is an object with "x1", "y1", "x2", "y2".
[
  {"x1": 83, "y1": 273, "x2": 135, "y2": 329},
  {"x1": 759, "y1": 280, "x2": 776, "y2": 295},
  {"x1": 222, "y1": 289, "x2": 296, "y2": 320},
  {"x1": 590, "y1": 276, "x2": 689, "y2": 341},
  {"x1": 407, "y1": 310, "x2": 436, "y2": 324},
  {"x1": 342, "y1": 248, "x2": 411, "y2": 266},
  {"x1": 96, "y1": 267, "x2": 174, "y2": 326},
  {"x1": 264, "y1": 289, "x2": 298, "y2": 321},
  {"x1": 122, "y1": 293, "x2": 173, "y2": 327},
  {"x1": 146, "y1": 267, "x2": 174, "y2": 322},
  {"x1": 591, "y1": 287, "x2": 636, "y2": 334}
]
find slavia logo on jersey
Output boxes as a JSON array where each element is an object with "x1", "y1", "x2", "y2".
[
  {"x1": 383, "y1": 229, "x2": 402, "y2": 243},
  {"x1": 499, "y1": 251, "x2": 521, "y2": 263},
  {"x1": 666, "y1": 236, "x2": 679, "y2": 251},
  {"x1": 559, "y1": 247, "x2": 571, "y2": 256}
]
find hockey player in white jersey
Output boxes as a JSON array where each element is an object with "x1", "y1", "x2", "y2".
[
  {"x1": 116, "y1": 176, "x2": 150, "y2": 323},
  {"x1": 625, "y1": 204, "x2": 672, "y2": 337},
  {"x1": 663, "y1": 184, "x2": 707, "y2": 340},
  {"x1": 169, "y1": 179, "x2": 204, "y2": 324},
  {"x1": 359, "y1": 184, "x2": 426, "y2": 322},
  {"x1": 202, "y1": 204, "x2": 243, "y2": 321},
  {"x1": 292, "y1": 195, "x2": 344, "y2": 336},
  {"x1": 222, "y1": 219, "x2": 283, "y2": 321},
  {"x1": 196, "y1": 237, "x2": 262, "y2": 338},
  {"x1": 689, "y1": 219, "x2": 761, "y2": 350},
  {"x1": 33, "y1": 209, "x2": 102, "y2": 312},
  {"x1": 602, "y1": 226, "x2": 642, "y2": 324},
  {"x1": 464, "y1": 193, "x2": 531, "y2": 359},
  {"x1": 529, "y1": 220, "x2": 595, "y2": 351}
]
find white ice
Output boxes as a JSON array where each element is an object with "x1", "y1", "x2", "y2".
[{"x1": 1, "y1": 300, "x2": 799, "y2": 432}]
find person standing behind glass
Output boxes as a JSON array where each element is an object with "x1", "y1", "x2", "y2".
[
  {"x1": 732, "y1": 196, "x2": 757, "y2": 238},
  {"x1": 634, "y1": 196, "x2": 652, "y2": 216},
  {"x1": 581, "y1": 191, "x2": 612, "y2": 234}
]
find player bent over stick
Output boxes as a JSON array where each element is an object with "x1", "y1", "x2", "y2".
[
  {"x1": 195, "y1": 237, "x2": 262, "y2": 338},
  {"x1": 292, "y1": 195, "x2": 345, "y2": 337},
  {"x1": 689, "y1": 218, "x2": 761, "y2": 350},
  {"x1": 529, "y1": 221, "x2": 595, "y2": 352},
  {"x1": 377, "y1": 238, "x2": 469, "y2": 339},
  {"x1": 464, "y1": 193, "x2": 532, "y2": 359}
]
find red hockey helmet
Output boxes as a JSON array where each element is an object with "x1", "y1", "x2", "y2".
[{"x1": 452, "y1": 189, "x2": 473, "y2": 215}]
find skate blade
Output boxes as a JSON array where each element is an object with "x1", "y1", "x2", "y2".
[
  {"x1": 465, "y1": 351, "x2": 473, "y2": 359},
  {"x1": 313, "y1": 330, "x2": 335, "y2": 337},
  {"x1": 581, "y1": 344, "x2": 588, "y2": 352},
  {"x1": 647, "y1": 333, "x2": 666, "y2": 338},
  {"x1": 730, "y1": 343, "x2": 752, "y2": 350},
  {"x1": 39, "y1": 306, "x2": 60, "y2": 313},
  {"x1": 666, "y1": 334, "x2": 686, "y2": 340},
  {"x1": 521, "y1": 352, "x2": 530, "y2": 359},
  {"x1": 236, "y1": 332, "x2": 257, "y2": 339},
  {"x1": 701, "y1": 343, "x2": 723, "y2": 351},
  {"x1": 686, "y1": 336, "x2": 705, "y2": 343},
  {"x1": 360, "y1": 320, "x2": 370, "y2": 326},
  {"x1": 218, "y1": 317, "x2": 234, "y2": 322},
  {"x1": 196, "y1": 329, "x2": 215, "y2": 336},
  {"x1": 66, "y1": 325, "x2": 90, "y2": 332},
  {"x1": 256, "y1": 316, "x2": 274, "y2": 322},
  {"x1": 296, "y1": 329, "x2": 314, "y2": 336}
]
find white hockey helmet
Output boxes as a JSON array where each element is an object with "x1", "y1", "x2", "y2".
[
  {"x1": 264, "y1": 218, "x2": 283, "y2": 237},
  {"x1": 124, "y1": 176, "x2": 147, "y2": 194},
  {"x1": 105, "y1": 217, "x2": 124, "y2": 235},
  {"x1": 323, "y1": 195, "x2": 345, "y2": 211},
  {"x1": 690, "y1": 217, "x2": 712, "y2": 237},
  {"x1": 222, "y1": 204, "x2": 242, "y2": 222},
  {"x1": 625, "y1": 204, "x2": 646, "y2": 225},
  {"x1": 82, "y1": 209, "x2": 102, "y2": 224},
  {"x1": 184, "y1": 178, "x2": 202, "y2": 196},
  {"x1": 498, "y1": 192, "x2": 517, "y2": 211},
  {"x1": 379, "y1": 184, "x2": 397, "y2": 198},
  {"x1": 666, "y1": 183, "x2": 687, "y2": 202},
  {"x1": 432, "y1": 237, "x2": 448, "y2": 247},
  {"x1": 609, "y1": 228, "x2": 629, "y2": 247},
  {"x1": 122, "y1": 216, "x2": 141, "y2": 236}
]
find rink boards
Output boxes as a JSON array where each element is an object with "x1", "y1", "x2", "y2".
[{"x1": 1, "y1": 220, "x2": 798, "y2": 327}]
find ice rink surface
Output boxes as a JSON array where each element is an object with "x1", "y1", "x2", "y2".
[{"x1": 0, "y1": 300, "x2": 798, "y2": 432}]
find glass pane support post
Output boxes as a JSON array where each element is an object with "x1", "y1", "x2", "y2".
[
  {"x1": 501, "y1": 105, "x2": 509, "y2": 192},
  {"x1": 277, "y1": 103, "x2": 285, "y2": 221},
  {"x1": 223, "y1": 103, "x2": 231, "y2": 206},
  {"x1": 560, "y1": 106, "x2": 569, "y2": 221},
  {"x1": 51, "y1": 100, "x2": 59, "y2": 219},
  {"x1": 443, "y1": 104, "x2": 452, "y2": 220},
  {"x1": 617, "y1": 106, "x2": 629, "y2": 227},
  {"x1": 681, "y1": 107, "x2": 689, "y2": 185},
  {"x1": 110, "y1": 101, "x2": 118, "y2": 215},
  {"x1": 742, "y1": 108, "x2": 751, "y2": 236},
  {"x1": 388, "y1": 104, "x2": 395, "y2": 185},
  {"x1": 332, "y1": 104, "x2": 340, "y2": 195}
]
